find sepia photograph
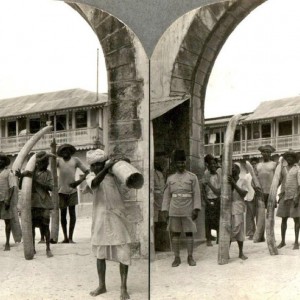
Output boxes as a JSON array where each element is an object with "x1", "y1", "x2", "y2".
[
  {"x1": 1, "y1": 0, "x2": 300, "y2": 300},
  {"x1": 0, "y1": 0, "x2": 149, "y2": 299}
]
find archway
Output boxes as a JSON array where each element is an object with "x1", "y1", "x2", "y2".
[{"x1": 150, "y1": 0, "x2": 265, "y2": 254}]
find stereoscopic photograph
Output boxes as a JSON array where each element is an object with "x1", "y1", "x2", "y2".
[{"x1": 1, "y1": 0, "x2": 300, "y2": 300}]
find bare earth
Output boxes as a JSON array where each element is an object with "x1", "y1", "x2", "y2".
[
  {"x1": 151, "y1": 216, "x2": 300, "y2": 300},
  {"x1": 0, "y1": 217, "x2": 148, "y2": 300}
]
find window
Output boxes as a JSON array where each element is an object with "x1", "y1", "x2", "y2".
[
  {"x1": 253, "y1": 123, "x2": 260, "y2": 139},
  {"x1": 205, "y1": 133, "x2": 209, "y2": 145},
  {"x1": 234, "y1": 129, "x2": 241, "y2": 141},
  {"x1": 29, "y1": 118, "x2": 40, "y2": 134},
  {"x1": 261, "y1": 123, "x2": 271, "y2": 138},
  {"x1": 247, "y1": 124, "x2": 252, "y2": 140},
  {"x1": 7, "y1": 121, "x2": 16, "y2": 137},
  {"x1": 50, "y1": 114, "x2": 67, "y2": 131},
  {"x1": 278, "y1": 120, "x2": 292, "y2": 136},
  {"x1": 75, "y1": 111, "x2": 87, "y2": 128}
]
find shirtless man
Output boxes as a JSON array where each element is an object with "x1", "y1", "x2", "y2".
[{"x1": 255, "y1": 145, "x2": 277, "y2": 242}]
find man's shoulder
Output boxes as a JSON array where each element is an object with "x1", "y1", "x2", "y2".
[{"x1": 185, "y1": 171, "x2": 198, "y2": 179}]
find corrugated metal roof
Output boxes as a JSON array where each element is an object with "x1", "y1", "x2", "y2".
[
  {"x1": 150, "y1": 94, "x2": 190, "y2": 120},
  {"x1": 205, "y1": 113, "x2": 250, "y2": 126},
  {"x1": 0, "y1": 89, "x2": 107, "y2": 119},
  {"x1": 244, "y1": 96, "x2": 300, "y2": 122}
]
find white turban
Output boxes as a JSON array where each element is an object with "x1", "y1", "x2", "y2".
[{"x1": 86, "y1": 149, "x2": 108, "y2": 165}]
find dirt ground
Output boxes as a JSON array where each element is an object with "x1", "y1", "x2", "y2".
[
  {"x1": 151, "y1": 215, "x2": 300, "y2": 300},
  {"x1": 0, "y1": 216, "x2": 148, "y2": 300}
]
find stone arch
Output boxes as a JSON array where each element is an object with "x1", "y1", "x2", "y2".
[
  {"x1": 152, "y1": 0, "x2": 265, "y2": 173},
  {"x1": 67, "y1": 3, "x2": 149, "y2": 256},
  {"x1": 150, "y1": 0, "x2": 265, "y2": 247}
]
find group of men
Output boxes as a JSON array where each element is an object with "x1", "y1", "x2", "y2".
[
  {"x1": 0, "y1": 145, "x2": 132, "y2": 299},
  {"x1": 154, "y1": 145, "x2": 300, "y2": 267}
]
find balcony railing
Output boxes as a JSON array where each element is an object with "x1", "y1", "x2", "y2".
[
  {"x1": 0, "y1": 127, "x2": 103, "y2": 154},
  {"x1": 204, "y1": 134, "x2": 300, "y2": 157}
]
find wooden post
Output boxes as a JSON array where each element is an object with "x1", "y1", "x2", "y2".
[
  {"x1": 218, "y1": 114, "x2": 242, "y2": 265},
  {"x1": 50, "y1": 138, "x2": 59, "y2": 243}
]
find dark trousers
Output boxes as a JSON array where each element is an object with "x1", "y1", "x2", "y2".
[
  {"x1": 246, "y1": 201, "x2": 256, "y2": 237},
  {"x1": 205, "y1": 198, "x2": 220, "y2": 240}
]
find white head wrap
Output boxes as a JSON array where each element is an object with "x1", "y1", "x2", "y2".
[{"x1": 86, "y1": 149, "x2": 108, "y2": 165}]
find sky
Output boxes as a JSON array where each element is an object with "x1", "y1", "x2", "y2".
[
  {"x1": 0, "y1": 0, "x2": 107, "y2": 100},
  {"x1": 0, "y1": 0, "x2": 300, "y2": 120},
  {"x1": 206, "y1": 0, "x2": 300, "y2": 118}
]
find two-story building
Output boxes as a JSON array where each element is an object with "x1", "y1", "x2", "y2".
[
  {"x1": 0, "y1": 88, "x2": 107, "y2": 206},
  {"x1": 0, "y1": 88, "x2": 107, "y2": 162},
  {"x1": 204, "y1": 96, "x2": 300, "y2": 160}
]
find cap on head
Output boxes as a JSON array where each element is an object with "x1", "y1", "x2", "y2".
[
  {"x1": 57, "y1": 144, "x2": 76, "y2": 157},
  {"x1": 283, "y1": 150, "x2": 298, "y2": 161},
  {"x1": 0, "y1": 153, "x2": 10, "y2": 167},
  {"x1": 173, "y1": 150, "x2": 186, "y2": 162},
  {"x1": 258, "y1": 145, "x2": 275, "y2": 153},
  {"x1": 35, "y1": 151, "x2": 55, "y2": 162},
  {"x1": 86, "y1": 149, "x2": 108, "y2": 165}
]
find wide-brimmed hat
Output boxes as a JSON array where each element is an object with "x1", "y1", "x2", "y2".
[
  {"x1": 173, "y1": 150, "x2": 186, "y2": 162},
  {"x1": 283, "y1": 150, "x2": 298, "y2": 161},
  {"x1": 36, "y1": 151, "x2": 56, "y2": 162},
  {"x1": 57, "y1": 144, "x2": 76, "y2": 157},
  {"x1": 258, "y1": 145, "x2": 275, "y2": 153},
  {"x1": 0, "y1": 153, "x2": 10, "y2": 167},
  {"x1": 86, "y1": 149, "x2": 108, "y2": 165}
]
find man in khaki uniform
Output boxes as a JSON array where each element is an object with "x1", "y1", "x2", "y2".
[{"x1": 162, "y1": 150, "x2": 201, "y2": 267}]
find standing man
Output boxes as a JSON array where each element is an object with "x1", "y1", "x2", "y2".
[
  {"x1": 255, "y1": 145, "x2": 277, "y2": 242},
  {"x1": 85, "y1": 149, "x2": 132, "y2": 299},
  {"x1": 203, "y1": 156, "x2": 221, "y2": 246},
  {"x1": 229, "y1": 163, "x2": 248, "y2": 260},
  {"x1": 241, "y1": 157, "x2": 256, "y2": 240},
  {"x1": 17, "y1": 151, "x2": 55, "y2": 257},
  {"x1": 153, "y1": 155, "x2": 167, "y2": 251},
  {"x1": 0, "y1": 153, "x2": 16, "y2": 251},
  {"x1": 162, "y1": 150, "x2": 201, "y2": 267},
  {"x1": 277, "y1": 150, "x2": 300, "y2": 250},
  {"x1": 57, "y1": 144, "x2": 89, "y2": 243}
]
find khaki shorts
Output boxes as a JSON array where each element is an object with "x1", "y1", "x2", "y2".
[{"x1": 167, "y1": 216, "x2": 197, "y2": 233}]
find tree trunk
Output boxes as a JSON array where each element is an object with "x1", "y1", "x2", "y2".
[
  {"x1": 218, "y1": 114, "x2": 242, "y2": 265},
  {"x1": 21, "y1": 155, "x2": 36, "y2": 260},
  {"x1": 266, "y1": 157, "x2": 282, "y2": 255},
  {"x1": 11, "y1": 125, "x2": 53, "y2": 244},
  {"x1": 50, "y1": 138, "x2": 59, "y2": 243}
]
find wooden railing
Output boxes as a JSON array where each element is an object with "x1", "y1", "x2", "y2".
[
  {"x1": 0, "y1": 127, "x2": 103, "y2": 154},
  {"x1": 204, "y1": 134, "x2": 300, "y2": 157}
]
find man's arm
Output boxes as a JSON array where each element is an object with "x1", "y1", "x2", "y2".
[
  {"x1": 294, "y1": 169, "x2": 300, "y2": 208},
  {"x1": 91, "y1": 160, "x2": 115, "y2": 189},
  {"x1": 228, "y1": 176, "x2": 247, "y2": 198}
]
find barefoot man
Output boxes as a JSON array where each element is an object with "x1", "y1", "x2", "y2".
[
  {"x1": 85, "y1": 149, "x2": 132, "y2": 299},
  {"x1": 18, "y1": 151, "x2": 55, "y2": 257},
  {"x1": 277, "y1": 150, "x2": 300, "y2": 250},
  {"x1": 57, "y1": 143, "x2": 89, "y2": 243},
  {"x1": 228, "y1": 163, "x2": 249, "y2": 260},
  {"x1": 0, "y1": 153, "x2": 16, "y2": 251},
  {"x1": 255, "y1": 145, "x2": 277, "y2": 242}
]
